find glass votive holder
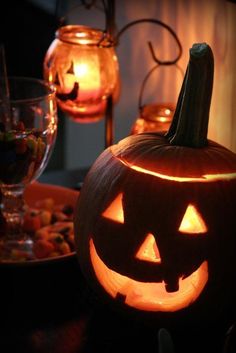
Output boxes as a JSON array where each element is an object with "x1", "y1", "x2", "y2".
[
  {"x1": 44, "y1": 25, "x2": 120, "y2": 123},
  {"x1": 130, "y1": 103, "x2": 175, "y2": 134}
]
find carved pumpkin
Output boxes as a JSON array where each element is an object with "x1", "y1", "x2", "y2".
[{"x1": 75, "y1": 44, "x2": 236, "y2": 324}]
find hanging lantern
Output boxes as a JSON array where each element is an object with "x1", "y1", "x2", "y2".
[
  {"x1": 130, "y1": 103, "x2": 175, "y2": 134},
  {"x1": 44, "y1": 25, "x2": 120, "y2": 123},
  {"x1": 130, "y1": 52, "x2": 184, "y2": 135}
]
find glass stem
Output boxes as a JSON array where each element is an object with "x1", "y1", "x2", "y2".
[{"x1": 1, "y1": 186, "x2": 26, "y2": 241}]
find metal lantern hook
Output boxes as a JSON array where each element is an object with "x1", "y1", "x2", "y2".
[
  {"x1": 138, "y1": 62, "x2": 184, "y2": 112},
  {"x1": 114, "y1": 17, "x2": 183, "y2": 114},
  {"x1": 115, "y1": 18, "x2": 182, "y2": 64}
]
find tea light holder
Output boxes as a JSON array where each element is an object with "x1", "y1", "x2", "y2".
[
  {"x1": 131, "y1": 103, "x2": 175, "y2": 134},
  {"x1": 43, "y1": 25, "x2": 120, "y2": 124},
  {"x1": 130, "y1": 39, "x2": 184, "y2": 135}
]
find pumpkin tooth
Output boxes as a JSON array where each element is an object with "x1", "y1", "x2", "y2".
[
  {"x1": 164, "y1": 277, "x2": 179, "y2": 293},
  {"x1": 115, "y1": 292, "x2": 126, "y2": 303}
]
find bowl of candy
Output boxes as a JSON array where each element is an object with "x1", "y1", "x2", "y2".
[
  {"x1": 0, "y1": 182, "x2": 88, "y2": 326},
  {"x1": 0, "y1": 181, "x2": 78, "y2": 264}
]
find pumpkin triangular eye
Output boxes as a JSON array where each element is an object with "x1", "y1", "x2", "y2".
[
  {"x1": 102, "y1": 193, "x2": 124, "y2": 223},
  {"x1": 135, "y1": 233, "x2": 161, "y2": 263},
  {"x1": 66, "y1": 61, "x2": 74, "y2": 74},
  {"x1": 179, "y1": 204, "x2": 207, "y2": 234}
]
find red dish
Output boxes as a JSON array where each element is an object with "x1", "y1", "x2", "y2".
[{"x1": 1, "y1": 181, "x2": 79, "y2": 266}]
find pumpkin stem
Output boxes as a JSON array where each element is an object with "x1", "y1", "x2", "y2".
[{"x1": 165, "y1": 43, "x2": 214, "y2": 147}]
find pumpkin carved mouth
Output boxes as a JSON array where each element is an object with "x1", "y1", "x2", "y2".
[{"x1": 90, "y1": 238, "x2": 208, "y2": 312}]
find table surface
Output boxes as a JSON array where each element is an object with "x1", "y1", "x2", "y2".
[{"x1": 0, "y1": 168, "x2": 235, "y2": 353}]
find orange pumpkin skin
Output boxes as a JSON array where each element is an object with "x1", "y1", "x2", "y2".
[
  {"x1": 75, "y1": 131, "x2": 236, "y2": 325},
  {"x1": 74, "y1": 44, "x2": 236, "y2": 327}
]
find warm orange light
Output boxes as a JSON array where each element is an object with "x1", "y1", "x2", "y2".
[
  {"x1": 67, "y1": 57, "x2": 101, "y2": 100},
  {"x1": 165, "y1": 108, "x2": 171, "y2": 115},
  {"x1": 74, "y1": 63, "x2": 89, "y2": 78},
  {"x1": 135, "y1": 233, "x2": 161, "y2": 263},
  {"x1": 179, "y1": 204, "x2": 207, "y2": 234},
  {"x1": 117, "y1": 158, "x2": 236, "y2": 182},
  {"x1": 44, "y1": 25, "x2": 119, "y2": 123},
  {"x1": 102, "y1": 193, "x2": 124, "y2": 223},
  {"x1": 158, "y1": 116, "x2": 169, "y2": 123},
  {"x1": 90, "y1": 239, "x2": 208, "y2": 312},
  {"x1": 130, "y1": 103, "x2": 174, "y2": 134},
  {"x1": 48, "y1": 98, "x2": 57, "y2": 134}
]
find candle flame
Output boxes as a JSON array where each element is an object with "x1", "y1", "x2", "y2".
[{"x1": 74, "y1": 63, "x2": 89, "y2": 78}]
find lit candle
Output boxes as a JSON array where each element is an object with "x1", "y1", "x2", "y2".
[{"x1": 131, "y1": 103, "x2": 175, "y2": 134}]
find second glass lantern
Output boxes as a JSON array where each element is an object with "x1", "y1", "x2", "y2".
[
  {"x1": 44, "y1": 25, "x2": 120, "y2": 123},
  {"x1": 131, "y1": 103, "x2": 175, "y2": 134},
  {"x1": 130, "y1": 62, "x2": 183, "y2": 135}
]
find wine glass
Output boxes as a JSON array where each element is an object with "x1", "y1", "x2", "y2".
[{"x1": 0, "y1": 77, "x2": 57, "y2": 262}]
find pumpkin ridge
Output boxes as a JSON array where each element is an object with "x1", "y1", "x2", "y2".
[{"x1": 111, "y1": 133, "x2": 236, "y2": 178}]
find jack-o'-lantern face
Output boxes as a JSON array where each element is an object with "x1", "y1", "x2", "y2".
[
  {"x1": 83, "y1": 154, "x2": 234, "y2": 311},
  {"x1": 87, "y1": 164, "x2": 236, "y2": 313},
  {"x1": 75, "y1": 139, "x2": 236, "y2": 318},
  {"x1": 90, "y1": 197, "x2": 208, "y2": 311},
  {"x1": 75, "y1": 134, "x2": 236, "y2": 315},
  {"x1": 73, "y1": 142, "x2": 236, "y2": 314}
]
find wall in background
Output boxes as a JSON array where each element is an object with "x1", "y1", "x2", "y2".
[{"x1": 60, "y1": 0, "x2": 236, "y2": 170}]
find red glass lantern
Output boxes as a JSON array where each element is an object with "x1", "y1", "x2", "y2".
[
  {"x1": 44, "y1": 25, "x2": 120, "y2": 123},
  {"x1": 131, "y1": 103, "x2": 175, "y2": 134},
  {"x1": 130, "y1": 53, "x2": 184, "y2": 135}
]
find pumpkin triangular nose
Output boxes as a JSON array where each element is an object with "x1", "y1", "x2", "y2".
[{"x1": 135, "y1": 233, "x2": 161, "y2": 263}]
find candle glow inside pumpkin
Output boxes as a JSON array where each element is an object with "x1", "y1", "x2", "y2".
[{"x1": 88, "y1": 169, "x2": 215, "y2": 312}]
